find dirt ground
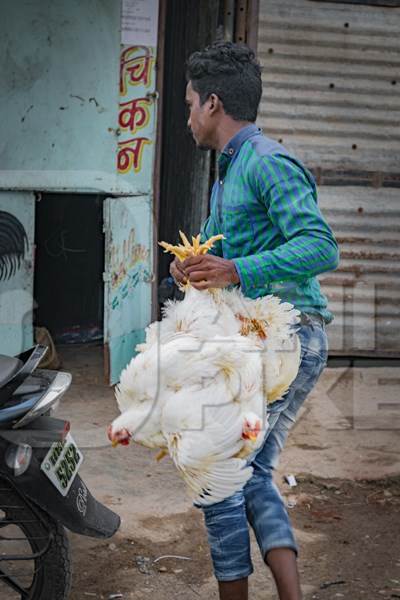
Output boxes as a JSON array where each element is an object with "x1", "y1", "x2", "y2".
[
  {"x1": 69, "y1": 476, "x2": 400, "y2": 600},
  {"x1": 54, "y1": 344, "x2": 400, "y2": 599}
]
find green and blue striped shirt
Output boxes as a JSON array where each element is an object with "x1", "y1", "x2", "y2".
[{"x1": 201, "y1": 125, "x2": 339, "y2": 323}]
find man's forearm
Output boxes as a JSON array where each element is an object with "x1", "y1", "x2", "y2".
[{"x1": 233, "y1": 233, "x2": 339, "y2": 295}]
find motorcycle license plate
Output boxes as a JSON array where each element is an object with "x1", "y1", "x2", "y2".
[{"x1": 41, "y1": 433, "x2": 83, "y2": 496}]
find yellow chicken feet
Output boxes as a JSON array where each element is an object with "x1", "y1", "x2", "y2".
[
  {"x1": 159, "y1": 230, "x2": 225, "y2": 262},
  {"x1": 155, "y1": 449, "x2": 168, "y2": 461}
]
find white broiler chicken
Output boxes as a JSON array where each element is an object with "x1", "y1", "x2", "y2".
[{"x1": 108, "y1": 232, "x2": 301, "y2": 506}]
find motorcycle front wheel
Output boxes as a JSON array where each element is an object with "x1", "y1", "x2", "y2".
[{"x1": 0, "y1": 477, "x2": 72, "y2": 599}]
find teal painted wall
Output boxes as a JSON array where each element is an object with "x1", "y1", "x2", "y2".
[
  {"x1": 104, "y1": 195, "x2": 153, "y2": 384},
  {"x1": 0, "y1": 1, "x2": 158, "y2": 375},
  {"x1": 0, "y1": 0, "x2": 141, "y2": 194},
  {"x1": 0, "y1": 192, "x2": 35, "y2": 356}
]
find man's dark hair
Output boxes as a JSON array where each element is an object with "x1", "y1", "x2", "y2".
[{"x1": 186, "y1": 41, "x2": 262, "y2": 122}]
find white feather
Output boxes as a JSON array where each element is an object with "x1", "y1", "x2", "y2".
[{"x1": 110, "y1": 286, "x2": 301, "y2": 505}]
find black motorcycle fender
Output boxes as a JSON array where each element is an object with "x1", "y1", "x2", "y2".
[{"x1": 3, "y1": 450, "x2": 121, "y2": 539}]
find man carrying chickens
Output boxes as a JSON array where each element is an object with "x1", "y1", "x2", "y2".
[{"x1": 170, "y1": 42, "x2": 340, "y2": 600}]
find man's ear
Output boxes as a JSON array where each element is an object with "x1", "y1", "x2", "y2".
[{"x1": 208, "y1": 93, "x2": 222, "y2": 115}]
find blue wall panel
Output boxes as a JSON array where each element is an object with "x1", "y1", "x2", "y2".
[{"x1": 104, "y1": 195, "x2": 153, "y2": 384}]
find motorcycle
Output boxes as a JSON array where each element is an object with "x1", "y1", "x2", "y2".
[{"x1": 0, "y1": 345, "x2": 120, "y2": 599}]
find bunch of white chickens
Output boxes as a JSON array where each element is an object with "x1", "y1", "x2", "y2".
[{"x1": 109, "y1": 233, "x2": 301, "y2": 506}]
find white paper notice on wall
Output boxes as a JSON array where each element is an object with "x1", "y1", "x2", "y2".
[{"x1": 121, "y1": 0, "x2": 159, "y2": 47}]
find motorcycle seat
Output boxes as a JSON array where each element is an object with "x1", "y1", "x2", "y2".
[{"x1": 0, "y1": 355, "x2": 23, "y2": 387}]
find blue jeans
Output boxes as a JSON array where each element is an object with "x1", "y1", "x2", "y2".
[{"x1": 199, "y1": 319, "x2": 328, "y2": 581}]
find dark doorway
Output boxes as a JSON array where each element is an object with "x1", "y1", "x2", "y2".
[
  {"x1": 157, "y1": 0, "x2": 222, "y2": 284},
  {"x1": 34, "y1": 193, "x2": 105, "y2": 344}
]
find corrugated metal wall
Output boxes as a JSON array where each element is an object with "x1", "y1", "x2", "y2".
[{"x1": 257, "y1": 0, "x2": 400, "y2": 355}]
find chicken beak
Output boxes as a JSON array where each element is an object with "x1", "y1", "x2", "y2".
[
  {"x1": 242, "y1": 429, "x2": 259, "y2": 442},
  {"x1": 111, "y1": 439, "x2": 119, "y2": 448}
]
